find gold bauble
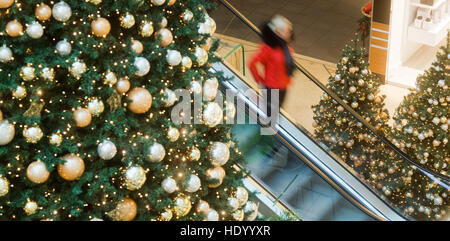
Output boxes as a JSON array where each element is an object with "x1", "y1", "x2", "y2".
[
  {"x1": 24, "y1": 199, "x2": 38, "y2": 215},
  {"x1": 89, "y1": 0, "x2": 102, "y2": 5},
  {"x1": 116, "y1": 77, "x2": 131, "y2": 94},
  {"x1": 35, "y1": 3, "x2": 52, "y2": 21},
  {"x1": 73, "y1": 108, "x2": 92, "y2": 127},
  {"x1": 155, "y1": 28, "x2": 173, "y2": 47},
  {"x1": 207, "y1": 166, "x2": 225, "y2": 188},
  {"x1": 173, "y1": 195, "x2": 192, "y2": 218},
  {"x1": 6, "y1": 20, "x2": 24, "y2": 37},
  {"x1": 109, "y1": 197, "x2": 137, "y2": 221},
  {"x1": 131, "y1": 39, "x2": 143, "y2": 54},
  {"x1": 232, "y1": 209, "x2": 244, "y2": 221},
  {"x1": 27, "y1": 160, "x2": 50, "y2": 184},
  {"x1": 91, "y1": 17, "x2": 111, "y2": 37},
  {"x1": 0, "y1": 109, "x2": 2, "y2": 122},
  {"x1": 0, "y1": 176, "x2": 9, "y2": 197},
  {"x1": 0, "y1": 0, "x2": 13, "y2": 8},
  {"x1": 58, "y1": 154, "x2": 85, "y2": 181},
  {"x1": 167, "y1": 0, "x2": 176, "y2": 6},
  {"x1": 127, "y1": 87, "x2": 152, "y2": 114},
  {"x1": 159, "y1": 209, "x2": 173, "y2": 221},
  {"x1": 140, "y1": 21, "x2": 154, "y2": 37}
]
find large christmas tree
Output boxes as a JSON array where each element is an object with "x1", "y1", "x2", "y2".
[
  {"x1": 388, "y1": 36, "x2": 449, "y2": 220},
  {"x1": 312, "y1": 43, "x2": 390, "y2": 177},
  {"x1": 0, "y1": 0, "x2": 258, "y2": 221}
]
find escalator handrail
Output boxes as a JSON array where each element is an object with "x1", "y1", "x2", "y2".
[
  {"x1": 214, "y1": 61, "x2": 406, "y2": 221},
  {"x1": 216, "y1": 0, "x2": 450, "y2": 183}
]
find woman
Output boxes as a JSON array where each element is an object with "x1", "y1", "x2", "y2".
[{"x1": 249, "y1": 15, "x2": 295, "y2": 123}]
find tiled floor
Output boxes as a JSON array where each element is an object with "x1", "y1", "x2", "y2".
[{"x1": 210, "y1": 0, "x2": 369, "y2": 63}]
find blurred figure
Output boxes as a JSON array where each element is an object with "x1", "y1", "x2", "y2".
[{"x1": 249, "y1": 15, "x2": 295, "y2": 127}]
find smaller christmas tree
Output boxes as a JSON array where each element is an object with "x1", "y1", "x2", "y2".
[
  {"x1": 312, "y1": 43, "x2": 390, "y2": 177},
  {"x1": 387, "y1": 34, "x2": 449, "y2": 220}
]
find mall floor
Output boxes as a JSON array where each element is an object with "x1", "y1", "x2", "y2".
[{"x1": 210, "y1": 0, "x2": 369, "y2": 63}]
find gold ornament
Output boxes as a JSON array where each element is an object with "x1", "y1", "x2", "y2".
[
  {"x1": 196, "y1": 200, "x2": 210, "y2": 214},
  {"x1": 0, "y1": 109, "x2": 2, "y2": 122},
  {"x1": 167, "y1": 0, "x2": 176, "y2": 6},
  {"x1": 27, "y1": 160, "x2": 50, "y2": 184},
  {"x1": 173, "y1": 194, "x2": 192, "y2": 218},
  {"x1": 23, "y1": 125, "x2": 44, "y2": 143},
  {"x1": 91, "y1": 17, "x2": 111, "y2": 37},
  {"x1": 116, "y1": 77, "x2": 131, "y2": 94},
  {"x1": 140, "y1": 21, "x2": 154, "y2": 37},
  {"x1": 35, "y1": 3, "x2": 52, "y2": 21},
  {"x1": 24, "y1": 199, "x2": 38, "y2": 215},
  {"x1": 0, "y1": 176, "x2": 9, "y2": 196},
  {"x1": 160, "y1": 209, "x2": 173, "y2": 221},
  {"x1": 0, "y1": 0, "x2": 13, "y2": 8},
  {"x1": 87, "y1": 98, "x2": 105, "y2": 117},
  {"x1": 23, "y1": 102, "x2": 45, "y2": 118},
  {"x1": 207, "y1": 166, "x2": 225, "y2": 188},
  {"x1": 232, "y1": 209, "x2": 244, "y2": 221},
  {"x1": 234, "y1": 186, "x2": 248, "y2": 207},
  {"x1": 127, "y1": 87, "x2": 152, "y2": 114},
  {"x1": 49, "y1": 133, "x2": 63, "y2": 146},
  {"x1": 89, "y1": 0, "x2": 102, "y2": 5},
  {"x1": 108, "y1": 197, "x2": 137, "y2": 221},
  {"x1": 58, "y1": 154, "x2": 85, "y2": 181},
  {"x1": 107, "y1": 90, "x2": 122, "y2": 112},
  {"x1": 120, "y1": 13, "x2": 135, "y2": 29},
  {"x1": 156, "y1": 28, "x2": 173, "y2": 47},
  {"x1": 73, "y1": 108, "x2": 92, "y2": 128},
  {"x1": 124, "y1": 165, "x2": 147, "y2": 191},
  {"x1": 130, "y1": 39, "x2": 143, "y2": 54},
  {"x1": 6, "y1": 20, "x2": 23, "y2": 37}
]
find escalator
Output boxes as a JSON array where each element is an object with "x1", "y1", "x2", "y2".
[{"x1": 210, "y1": 0, "x2": 449, "y2": 221}]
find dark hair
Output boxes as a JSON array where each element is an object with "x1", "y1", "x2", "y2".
[{"x1": 261, "y1": 22, "x2": 295, "y2": 76}]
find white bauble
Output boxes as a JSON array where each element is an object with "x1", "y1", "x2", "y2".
[
  {"x1": 335, "y1": 74, "x2": 341, "y2": 81},
  {"x1": 160, "y1": 209, "x2": 173, "y2": 221},
  {"x1": 441, "y1": 124, "x2": 448, "y2": 131},
  {"x1": 203, "y1": 77, "x2": 219, "y2": 101},
  {"x1": 438, "y1": 79, "x2": 445, "y2": 87},
  {"x1": 140, "y1": 21, "x2": 154, "y2": 37},
  {"x1": 349, "y1": 86, "x2": 356, "y2": 93},
  {"x1": 70, "y1": 60, "x2": 87, "y2": 78},
  {"x1": 244, "y1": 201, "x2": 258, "y2": 221},
  {"x1": 194, "y1": 47, "x2": 208, "y2": 66},
  {"x1": 97, "y1": 140, "x2": 117, "y2": 160},
  {"x1": 0, "y1": 177, "x2": 9, "y2": 196},
  {"x1": 0, "y1": 121, "x2": 15, "y2": 145},
  {"x1": 183, "y1": 10, "x2": 194, "y2": 22},
  {"x1": 207, "y1": 167, "x2": 225, "y2": 187},
  {"x1": 235, "y1": 186, "x2": 248, "y2": 207},
  {"x1": 27, "y1": 160, "x2": 50, "y2": 184},
  {"x1": 26, "y1": 22, "x2": 44, "y2": 39},
  {"x1": 196, "y1": 200, "x2": 210, "y2": 214},
  {"x1": 433, "y1": 117, "x2": 440, "y2": 125},
  {"x1": 49, "y1": 133, "x2": 63, "y2": 146},
  {"x1": 206, "y1": 209, "x2": 219, "y2": 221},
  {"x1": 361, "y1": 69, "x2": 368, "y2": 75},
  {"x1": 56, "y1": 39, "x2": 71, "y2": 56},
  {"x1": 124, "y1": 165, "x2": 146, "y2": 190},
  {"x1": 0, "y1": 45, "x2": 13, "y2": 62},
  {"x1": 189, "y1": 81, "x2": 202, "y2": 95},
  {"x1": 174, "y1": 195, "x2": 192, "y2": 217},
  {"x1": 24, "y1": 200, "x2": 38, "y2": 215},
  {"x1": 130, "y1": 39, "x2": 143, "y2": 54},
  {"x1": 52, "y1": 1, "x2": 72, "y2": 22},
  {"x1": 161, "y1": 177, "x2": 177, "y2": 193},
  {"x1": 210, "y1": 142, "x2": 230, "y2": 166},
  {"x1": 23, "y1": 126, "x2": 44, "y2": 143},
  {"x1": 21, "y1": 66, "x2": 36, "y2": 81},
  {"x1": 198, "y1": 17, "x2": 216, "y2": 35},
  {"x1": 134, "y1": 57, "x2": 150, "y2": 76},
  {"x1": 103, "y1": 71, "x2": 117, "y2": 86},
  {"x1": 160, "y1": 17, "x2": 168, "y2": 28},
  {"x1": 203, "y1": 102, "x2": 223, "y2": 127},
  {"x1": 181, "y1": 56, "x2": 192, "y2": 70},
  {"x1": 163, "y1": 88, "x2": 177, "y2": 107},
  {"x1": 151, "y1": 0, "x2": 165, "y2": 6},
  {"x1": 228, "y1": 197, "x2": 239, "y2": 211},
  {"x1": 120, "y1": 13, "x2": 135, "y2": 29},
  {"x1": 87, "y1": 99, "x2": 104, "y2": 116},
  {"x1": 190, "y1": 147, "x2": 201, "y2": 161},
  {"x1": 185, "y1": 174, "x2": 201, "y2": 193},
  {"x1": 167, "y1": 127, "x2": 180, "y2": 142},
  {"x1": 434, "y1": 196, "x2": 443, "y2": 205},
  {"x1": 147, "y1": 142, "x2": 166, "y2": 162},
  {"x1": 41, "y1": 67, "x2": 55, "y2": 81},
  {"x1": 166, "y1": 50, "x2": 182, "y2": 66},
  {"x1": 225, "y1": 101, "x2": 236, "y2": 120},
  {"x1": 12, "y1": 86, "x2": 27, "y2": 100}
]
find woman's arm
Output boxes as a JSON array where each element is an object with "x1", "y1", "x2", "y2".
[{"x1": 249, "y1": 45, "x2": 267, "y2": 84}]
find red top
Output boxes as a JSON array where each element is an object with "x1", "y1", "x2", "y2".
[
  {"x1": 249, "y1": 43, "x2": 293, "y2": 89},
  {"x1": 364, "y1": 2, "x2": 373, "y2": 15}
]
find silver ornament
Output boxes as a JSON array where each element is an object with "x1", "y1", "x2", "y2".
[
  {"x1": 185, "y1": 174, "x2": 201, "y2": 193},
  {"x1": 163, "y1": 88, "x2": 177, "y2": 107},
  {"x1": 190, "y1": 147, "x2": 201, "y2": 161},
  {"x1": 210, "y1": 142, "x2": 230, "y2": 166},
  {"x1": 56, "y1": 39, "x2": 71, "y2": 56},
  {"x1": 0, "y1": 45, "x2": 13, "y2": 62},
  {"x1": 189, "y1": 81, "x2": 202, "y2": 95},
  {"x1": 41, "y1": 67, "x2": 55, "y2": 81},
  {"x1": 23, "y1": 126, "x2": 44, "y2": 143},
  {"x1": 203, "y1": 77, "x2": 218, "y2": 101},
  {"x1": 244, "y1": 201, "x2": 259, "y2": 221},
  {"x1": 24, "y1": 200, "x2": 38, "y2": 215},
  {"x1": 12, "y1": 86, "x2": 27, "y2": 100},
  {"x1": 203, "y1": 102, "x2": 223, "y2": 127},
  {"x1": 151, "y1": 0, "x2": 165, "y2": 6},
  {"x1": 120, "y1": 13, "x2": 135, "y2": 29},
  {"x1": 228, "y1": 197, "x2": 239, "y2": 211},
  {"x1": 166, "y1": 50, "x2": 182, "y2": 66},
  {"x1": 147, "y1": 142, "x2": 166, "y2": 162},
  {"x1": 167, "y1": 127, "x2": 180, "y2": 142},
  {"x1": 26, "y1": 22, "x2": 44, "y2": 39},
  {"x1": 49, "y1": 133, "x2": 63, "y2": 146},
  {"x1": 97, "y1": 140, "x2": 117, "y2": 160},
  {"x1": 181, "y1": 56, "x2": 192, "y2": 70},
  {"x1": 182, "y1": 10, "x2": 194, "y2": 22},
  {"x1": 0, "y1": 120, "x2": 15, "y2": 145},
  {"x1": 134, "y1": 57, "x2": 150, "y2": 76},
  {"x1": 52, "y1": 1, "x2": 72, "y2": 22},
  {"x1": 0, "y1": 176, "x2": 9, "y2": 197},
  {"x1": 70, "y1": 60, "x2": 87, "y2": 78},
  {"x1": 206, "y1": 209, "x2": 219, "y2": 221},
  {"x1": 21, "y1": 66, "x2": 36, "y2": 81},
  {"x1": 161, "y1": 177, "x2": 177, "y2": 193},
  {"x1": 194, "y1": 47, "x2": 208, "y2": 66},
  {"x1": 88, "y1": 99, "x2": 105, "y2": 116}
]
